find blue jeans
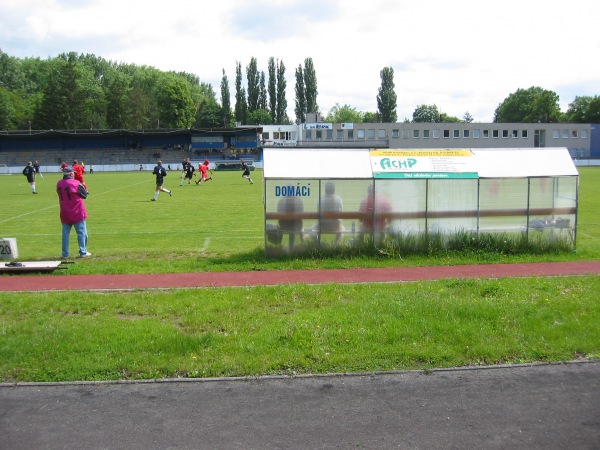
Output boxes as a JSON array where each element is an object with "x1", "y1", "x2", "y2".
[{"x1": 62, "y1": 221, "x2": 88, "y2": 257}]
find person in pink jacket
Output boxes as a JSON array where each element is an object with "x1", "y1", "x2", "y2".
[{"x1": 56, "y1": 168, "x2": 90, "y2": 258}]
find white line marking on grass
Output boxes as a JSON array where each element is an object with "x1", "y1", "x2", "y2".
[
  {"x1": 0, "y1": 179, "x2": 153, "y2": 224},
  {"x1": 199, "y1": 237, "x2": 211, "y2": 253}
]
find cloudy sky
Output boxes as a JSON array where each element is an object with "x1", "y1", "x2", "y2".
[{"x1": 1, "y1": 0, "x2": 599, "y2": 122}]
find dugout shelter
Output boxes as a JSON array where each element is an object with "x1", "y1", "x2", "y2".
[{"x1": 262, "y1": 147, "x2": 578, "y2": 256}]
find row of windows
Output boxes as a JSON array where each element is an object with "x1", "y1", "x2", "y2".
[{"x1": 301, "y1": 128, "x2": 589, "y2": 140}]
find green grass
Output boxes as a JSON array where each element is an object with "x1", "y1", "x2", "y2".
[
  {"x1": 0, "y1": 166, "x2": 599, "y2": 382},
  {"x1": 1, "y1": 276, "x2": 598, "y2": 382}
]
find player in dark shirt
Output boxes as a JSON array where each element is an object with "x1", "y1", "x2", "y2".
[
  {"x1": 180, "y1": 161, "x2": 195, "y2": 185},
  {"x1": 33, "y1": 160, "x2": 44, "y2": 179},
  {"x1": 151, "y1": 160, "x2": 173, "y2": 201},
  {"x1": 22, "y1": 161, "x2": 37, "y2": 194},
  {"x1": 240, "y1": 159, "x2": 254, "y2": 184}
]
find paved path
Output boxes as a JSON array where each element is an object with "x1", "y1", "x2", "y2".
[
  {"x1": 1, "y1": 361, "x2": 598, "y2": 449},
  {"x1": 1, "y1": 260, "x2": 599, "y2": 291}
]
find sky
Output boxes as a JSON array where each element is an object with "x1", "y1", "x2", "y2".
[{"x1": 1, "y1": 0, "x2": 599, "y2": 123}]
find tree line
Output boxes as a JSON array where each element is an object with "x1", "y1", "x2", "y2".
[{"x1": 1, "y1": 50, "x2": 598, "y2": 132}]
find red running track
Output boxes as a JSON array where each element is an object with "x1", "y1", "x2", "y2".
[{"x1": 1, "y1": 261, "x2": 600, "y2": 292}]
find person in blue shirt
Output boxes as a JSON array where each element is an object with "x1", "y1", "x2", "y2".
[{"x1": 151, "y1": 160, "x2": 172, "y2": 201}]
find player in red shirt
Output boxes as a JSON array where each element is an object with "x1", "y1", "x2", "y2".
[
  {"x1": 72, "y1": 160, "x2": 88, "y2": 192},
  {"x1": 195, "y1": 160, "x2": 213, "y2": 184}
]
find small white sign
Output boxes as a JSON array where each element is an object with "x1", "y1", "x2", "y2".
[{"x1": 0, "y1": 238, "x2": 18, "y2": 260}]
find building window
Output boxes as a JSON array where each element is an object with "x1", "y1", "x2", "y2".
[
  {"x1": 368, "y1": 129, "x2": 375, "y2": 139},
  {"x1": 581, "y1": 130, "x2": 588, "y2": 139},
  {"x1": 453, "y1": 130, "x2": 460, "y2": 138},
  {"x1": 306, "y1": 130, "x2": 312, "y2": 140},
  {"x1": 262, "y1": 132, "x2": 269, "y2": 140},
  {"x1": 348, "y1": 130, "x2": 354, "y2": 139},
  {"x1": 336, "y1": 129, "x2": 344, "y2": 139},
  {"x1": 553, "y1": 129, "x2": 560, "y2": 138},
  {"x1": 463, "y1": 129, "x2": 470, "y2": 138},
  {"x1": 433, "y1": 129, "x2": 440, "y2": 138},
  {"x1": 326, "y1": 129, "x2": 333, "y2": 139},
  {"x1": 392, "y1": 129, "x2": 399, "y2": 138},
  {"x1": 562, "y1": 129, "x2": 569, "y2": 138},
  {"x1": 473, "y1": 129, "x2": 480, "y2": 138},
  {"x1": 571, "y1": 130, "x2": 578, "y2": 138},
  {"x1": 512, "y1": 130, "x2": 518, "y2": 138},
  {"x1": 483, "y1": 130, "x2": 489, "y2": 138},
  {"x1": 402, "y1": 129, "x2": 410, "y2": 139},
  {"x1": 316, "y1": 130, "x2": 322, "y2": 139},
  {"x1": 521, "y1": 130, "x2": 528, "y2": 138},
  {"x1": 357, "y1": 129, "x2": 365, "y2": 139},
  {"x1": 493, "y1": 130, "x2": 499, "y2": 138},
  {"x1": 443, "y1": 130, "x2": 450, "y2": 138},
  {"x1": 423, "y1": 130, "x2": 430, "y2": 139},
  {"x1": 378, "y1": 129, "x2": 386, "y2": 139},
  {"x1": 413, "y1": 129, "x2": 420, "y2": 138}
]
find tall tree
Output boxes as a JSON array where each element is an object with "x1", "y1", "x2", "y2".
[
  {"x1": 246, "y1": 57, "x2": 259, "y2": 112},
  {"x1": 268, "y1": 57, "x2": 276, "y2": 123},
  {"x1": 303, "y1": 57, "x2": 318, "y2": 114},
  {"x1": 104, "y1": 71, "x2": 131, "y2": 128},
  {"x1": 220, "y1": 69, "x2": 232, "y2": 127},
  {"x1": 376, "y1": 66, "x2": 397, "y2": 123},
  {"x1": 494, "y1": 86, "x2": 561, "y2": 123},
  {"x1": 234, "y1": 61, "x2": 247, "y2": 124},
  {"x1": 294, "y1": 64, "x2": 306, "y2": 124},
  {"x1": 258, "y1": 71, "x2": 267, "y2": 111},
  {"x1": 276, "y1": 59, "x2": 288, "y2": 123}
]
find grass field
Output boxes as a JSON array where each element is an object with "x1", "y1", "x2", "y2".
[
  {"x1": 0, "y1": 166, "x2": 599, "y2": 382},
  {"x1": 2, "y1": 167, "x2": 599, "y2": 273}
]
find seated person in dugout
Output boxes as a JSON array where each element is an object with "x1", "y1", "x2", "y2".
[
  {"x1": 318, "y1": 181, "x2": 344, "y2": 246},
  {"x1": 358, "y1": 184, "x2": 392, "y2": 243},
  {"x1": 277, "y1": 195, "x2": 304, "y2": 250}
]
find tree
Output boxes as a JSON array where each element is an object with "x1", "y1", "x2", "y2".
[
  {"x1": 234, "y1": 61, "x2": 247, "y2": 124},
  {"x1": 276, "y1": 59, "x2": 288, "y2": 124},
  {"x1": 247, "y1": 108, "x2": 272, "y2": 125},
  {"x1": 246, "y1": 57, "x2": 260, "y2": 113},
  {"x1": 104, "y1": 71, "x2": 131, "y2": 128},
  {"x1": 294, "y1": 64, "x2": 306, "y2": 124},
  {"x1": 155, "y1": 74, "x2": 196, "y2": 128},
  {"x1": 376, "y1": 66, "x2": 397, "y2": 123},
  {"x1": 494, "y1": 86, "x2": 561, "y2": 123},
  {"x1": 303, "y1": 57, "x2": 318, "y2": 115},
  {"x1": 324, "y1": 103, "x2": 363, "y2": 123},
  {"x1": 362, "y1": 111, "x2": 380, "y2": 123},
  {"x1": 195, "y1": 98, "x2": 222, "y2": 128},
  {"x1": 0, "y1": 86, "x2": 16, "y2": 130},
  {"x1": 258, "y1": 71, "x2": 267, "y2": 111},
  {"x1": 268, "y1": 57, "x2": 276, "y2": 122},
  {"x1": 220, "y1": 69, "x2": 232, "y2": 127},
  {"x1": 412, "y1": 104, "x2": 440, "y2": 123},
  {"x1": 463, "y1": 111, "x2": 474, "y2": 123},
  {"x1": 563, "y1": 95, "x2": 600, "y2": 123}
]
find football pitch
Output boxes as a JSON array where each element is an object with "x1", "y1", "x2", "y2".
[
  {"x1": 1, "y1": 168, "x2": 266, "y2": 272},
  {"x1": 1, "y1": 167, "x2": 600, "y2": 274}
]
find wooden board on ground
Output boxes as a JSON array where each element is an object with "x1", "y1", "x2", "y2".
[{"x1": 0, "y1": 261, "x2": 69, "y2": 273}]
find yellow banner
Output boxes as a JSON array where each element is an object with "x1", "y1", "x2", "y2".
[{"x1": 370, "y1": 149, "x2": 473, "y2": 157}]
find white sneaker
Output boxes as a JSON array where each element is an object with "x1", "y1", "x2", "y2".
[{"x1": 79, "y1": 252, "x2": 92, "y2": 258}]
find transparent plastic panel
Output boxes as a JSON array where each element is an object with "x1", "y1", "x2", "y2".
[
  {"x1": 375, "y1": 179, "x2": 427, "y2": 237},
  {"x1": 427, "y1": 179, "x2": 478, "y2": 233},
  {"x1": 478, "y1": 178, "x2": 528, "y2": 231}
]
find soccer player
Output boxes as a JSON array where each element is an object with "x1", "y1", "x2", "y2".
[
  {"x1": 195, "y1": 159, "x2": 213, "y2": 184},
  {"x1": 240, "y1": 159, "x2": 254, "y2": 184},
  {"x1": 22, "y1": 161, "x2": 37, "y2": 194},
  {"x1": 72, "y1": 160, "x2": 88, "y2": 191},
  {"x1": 151, "y1": 160, "x2": 172, "y2": 201},
  {"x1": 33, "y1": 160, "x2": 44, "y2": 179},
  {"x1": 180, "y1": 161, "x2": 195, "y2": 185}
]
